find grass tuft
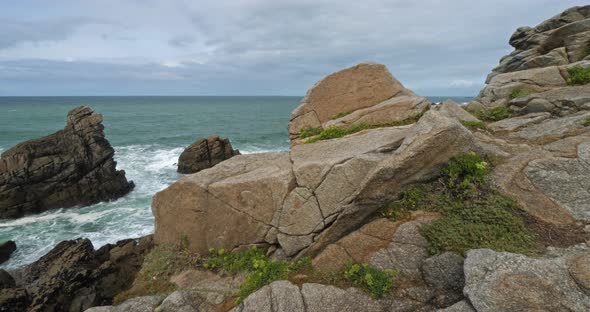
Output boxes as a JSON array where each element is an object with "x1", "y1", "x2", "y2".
[
  {"x1": 567, "y1": 66, "x2": 590, "y2": 85},
  {"x1": 332, "y1": 111, "x2": 352, "y2": 119},
  {"x1": 477, "y1": 106, "x2": 512, "y2": 121},
  {"x1": 509, "y1": 88, "x2": 531, "y2": 99},
  {"x1": 460, "y1": 120, "x2": 486, "y2": 130},
  {"x1": 299, "y1": 127, "x2": 322, "y2": 139},
  {"x1": 583, "y1": 117, "x2": 590, "y2": 127},
  {"x1": 343, "y1": 262, "x2": 396, "y2": 299},
  {"x1": 305, "y1": 113, "x2": 423, "y2": 144}
]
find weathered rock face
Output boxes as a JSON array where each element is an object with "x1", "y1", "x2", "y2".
[
  {"x1": 0, "y1": 241, "x2": 16, "y2": 265},
  {"x1": 288, "y1": 63, "x2": 430, "y2": 142},
  {"x1": 463, "y1": 248, "x2": 590, "y2": 311},
  {"x1": 0, "y1": 235, "x2": 153, "y2": 312},
  {"x1": 177, "y1": 135, "x2": 240, "y2": 174},
  {"x1": 470, "y1": 5, "x2": 590, "y2": 115},
  {"x1": 0, "y1": 106, "x2": 134, "y2": 219}
]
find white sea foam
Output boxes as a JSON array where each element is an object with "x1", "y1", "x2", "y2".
[
  {"x1": 0, "y1": 142, "x2": 291, "y2": 269},
  {"x1": 0, "y1": 144, "x2": 183, "y2": 269}
]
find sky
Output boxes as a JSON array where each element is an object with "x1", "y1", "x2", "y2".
[{"x1": 0, "y1": 0, "x2": 587, "y2": 96}]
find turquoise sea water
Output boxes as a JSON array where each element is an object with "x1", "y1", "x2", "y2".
[{"x1": 0, "y1": 95, "x2": 472, "y2": 268}]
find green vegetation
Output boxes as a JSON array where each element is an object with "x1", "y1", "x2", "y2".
[
  {"x1": 299, "y1": 127, "x2": 322, "y2": 139},
  {"x1": 332, "y1": 111, "x2": 351, "y2": 119},
  {"x1": 304, "y1": 113, "x2": 423, "y2": 144},
  {"x1": 114, "y1": 244, "x2": 197, "y2": 303},
  {"x1": 509, "y1": 88, "x2": 531, "y2": 99},
  {"x1": 382, "y1": 152, "x2": 535, "y2": 256},
  {"x1": 343, "y1": 262, "x2": 396, "y2": 299},
  {"x1": 477, "y1": 106, "x2": 512, "y2": 121},
  {"x1": 583, "y1": 117, "x2": 590, "y2": 127},
  {"x1": 567, "y1": 66, "x2": 590, "y2": 85},
  {"x1": 441, "y1": 152, "x2": 489, "y2": 195},
  {"x1": 203, "y1": 248, "x2": 311, "y2": 303},
  {"x1": 460, "y1": 120, "x2": 487, "y2": 130}
]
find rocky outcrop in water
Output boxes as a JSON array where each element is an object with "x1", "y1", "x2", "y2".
[
  {"x1": 0, "y1": 106, "x2": 134, "y2": 219},
  {"x1": 0, "y1": 235, "x2": 153, "y2": 312},
  {"x1": 177, "y1": 135, "x2": 240, "y2": 174}
]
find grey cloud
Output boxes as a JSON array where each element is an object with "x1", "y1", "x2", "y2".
[
  {"x1": 168, "y1": 35, "x2": 197, "y2": 47},
  {"x1": 1, "y1": 0, "x2": 589, "y2": 96},
  {"x1": 0, "y1": 17, "x2": 93, "y2": 49}
]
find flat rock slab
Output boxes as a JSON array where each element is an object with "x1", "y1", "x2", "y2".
[
  {"x1": 488, "y1": 112, "x2": 550, "y2": 132},
  {"x1": 463, "y1": 249, "x2": 590, "y2": 312},
  {"x1": 511, "y1": 111, "x2": 590, "y2": 143},
  {"x1": 232, "y1": 280, "x2": 384, "y2": 312},
  {"x1": 526, "y1": 141, "x2": 590, "y2": 222}
]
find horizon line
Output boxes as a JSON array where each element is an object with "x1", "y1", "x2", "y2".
[{"x1": 0, "y1": 94, "x2": 476, "y2": 98}]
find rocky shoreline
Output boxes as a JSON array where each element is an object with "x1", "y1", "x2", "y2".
[{"x1": 1, "y1": 5, "x2": 590, "y2": 312}]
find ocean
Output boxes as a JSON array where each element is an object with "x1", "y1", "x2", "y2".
[{"x1": 0, "y1": 95, "x2": 472, "y2": 269}]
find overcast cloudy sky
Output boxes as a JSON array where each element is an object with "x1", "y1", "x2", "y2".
[{"x1": 0, "y1": 0, "x2": 587, "y2": 96}]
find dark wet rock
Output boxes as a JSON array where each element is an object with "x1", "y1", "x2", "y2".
[
  {"x1": 0, "y1": 269, "x2": 15, "y2": 290},
  {"x1": 0, "y1": 240, "x2": 16, "y2": 264},
  {"x1": 177, "y1": 135, "x2": 240, "y2": 174},
  {"x1": 0, "y1": 287, "x2": 29, "y2": 312},
  {"x1": 0, "y1": 106, "x2": 134, "y2": 219},
  {"x1": 8, "y1": 235, "x2": 153, "y2": 312}
]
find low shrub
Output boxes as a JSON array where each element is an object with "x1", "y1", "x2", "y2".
[
  {"x1": 203, "y1": 248, "x2": 311, "y2": 304},
  {"x1": 460, "y1": 120, "x2": 486, "y2": 130},
  {"x1": 382, "y1": 152, "x2": 535, "y2": 257},
  {"x1": 420, "y1": 194, "x2": 535, "y2": 256},
  {"x1": 343, "y1": 262, "x2": 396, "y2": 299},
  {"x1": 583, "y1": 117, "x2": 590, "y2": 127},
  {"x1": 442, "y1": 152, "x2": 489, "y2": 196},
  {"x1": 477, "y1": 106, "x2": 512, "y2": 121},
  {"x1": 567, "y1": 66, "x2": 590, "y2": 85}
]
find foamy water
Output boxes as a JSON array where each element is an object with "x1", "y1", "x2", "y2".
[{"x1": 0, "y1": 143, "x2": 290, "y2": 269}]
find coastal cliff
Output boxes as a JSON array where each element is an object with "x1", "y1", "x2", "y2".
[
  {"x1": 1, "y1": 5, "x2": 589, "y2": 312},
  {"x1": 0, "y1": 106, "x2": 134, "y2": 219}
]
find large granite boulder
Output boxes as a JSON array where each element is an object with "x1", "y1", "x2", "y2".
[
  {"x1": 0, "y1": 106, "x2": 134, "y2": 219},
  {"x1": 0, "y1": 240, "x2": 16, "y2": 265},
  {"x1": 288, "y1": 63, "x2": 430, "y2": 143},
  {"x1": 153, "y1": 109, "x2": 479, "y2": 258},
  {"x1": 177, "y1": 135, "x2": 240, "y2": 174},
  {"x1": 2, "y1": 235, "x2": 153, "y2": 312},
  {"x1": 463, "y1": 248, "x2": 590, "y2": 311}
]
